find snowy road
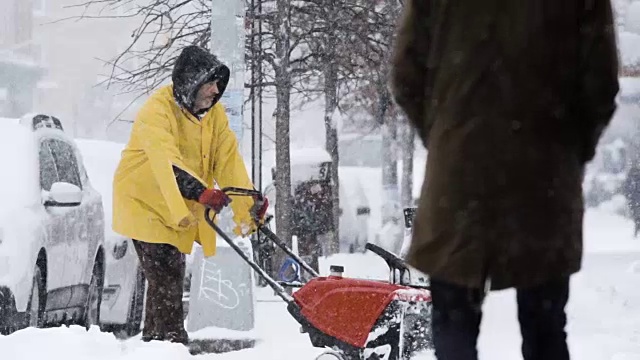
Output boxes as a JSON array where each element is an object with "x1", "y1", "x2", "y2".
[{"x1": 1, "y1": 209, "x2": 640, "y2": 360}]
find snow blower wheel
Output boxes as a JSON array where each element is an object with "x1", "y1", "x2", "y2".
[
  {"x1": 203, "y1": 187, "x2": 433, "y2": 360},
  {"x1": 315, "y1": 350, "x2": 347, "y2": 360}
]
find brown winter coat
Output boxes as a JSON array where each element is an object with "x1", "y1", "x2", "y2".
[{"x1": 390, "y1": 0, "x2": 619, "y2": 290}]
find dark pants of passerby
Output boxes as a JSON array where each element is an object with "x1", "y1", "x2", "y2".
[
  {"x1": 132, "y1": 240, "x2": 188, "y2": 344},
  {"x1": 631, "y1": 207, "x2": 640, "y2": 238},
  {"x1": 297, "y1": 234, "x2": 321, "y2": 273},
  {"x1": 430, "y1": 277, "x2": 570, "y2": 360}
]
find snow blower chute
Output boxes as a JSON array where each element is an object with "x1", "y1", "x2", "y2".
[{"x1": 204, "y1": 188, "x2": 433, "y2": 360}]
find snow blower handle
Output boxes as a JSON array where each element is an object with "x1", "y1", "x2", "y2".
[
  {"x1": 203, "y1": 192, "x2": 296, "y2": 305},
  {"x1": 218, "y1": 187, "x2": 270, "y2": 224},
  {"x1": 219, "y1": 187, "x2": 263, "y2": 197},
  {"x1": 217, "y1": 187, "x2": 320, "y2": 278},
  {"x1": 204, "y1": 187, "x2": 320, "y2": 280},
  {"x1": 365, "y1": 243, "x2": 412, "y2": 283}
]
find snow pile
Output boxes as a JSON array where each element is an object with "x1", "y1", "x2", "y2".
[
  {"x1": 189, "y1": 326, "x2": 259, "y2": 341},
  {"x1": 0, "y1": 326, "x2": 194, "y2": 360},
  {"x1": 583, "y1": 207, "x2": 640, "y2": 253},
  {"x1": 0, "y1": 302, "x2": 325, "y2": 360}
]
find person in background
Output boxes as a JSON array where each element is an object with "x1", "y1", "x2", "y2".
[
  {"x1": 112, "y1": 45, "x2": 268, "y2": 345},
  {"x1": 390, "y1": 1, "x2": 619, "y2": 359},
  {"x1": 623, "y1": 158, "x2": 640, "y2": 237}
]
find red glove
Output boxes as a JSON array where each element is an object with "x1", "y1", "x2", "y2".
[
  {"x1": 198, "y1": 189, "x2": 231, "y2": 212},
  {"x1": 250, "y1": 195, "x2": 269, "y2": 222}
]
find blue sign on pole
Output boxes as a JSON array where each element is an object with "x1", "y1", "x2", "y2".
[{"x1": 221, "y1": 88, "x2": 244, "y2": 145}]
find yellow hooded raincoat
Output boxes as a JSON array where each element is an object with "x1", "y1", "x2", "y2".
[{"x1": 112, "y1": 85, "x2": 255, "y2": 257}]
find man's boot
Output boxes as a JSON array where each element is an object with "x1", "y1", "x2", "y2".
[
  {"x1": 166, "y1": 329, "x2": 189, "y2": 345},
  {"x1": 141, "y1": 331, "x2": 164, "y2": 342}
]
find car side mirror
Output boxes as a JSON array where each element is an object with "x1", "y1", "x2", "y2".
[{"x1": 43, "y1": 182, "x2": 82, "y2": 207}]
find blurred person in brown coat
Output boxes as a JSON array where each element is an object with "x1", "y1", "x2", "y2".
[{"x1": 390, "y1": 1, "x2": 619, "y2": 359}]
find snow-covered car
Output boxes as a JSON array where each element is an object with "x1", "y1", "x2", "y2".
[
  {"x1": 74, "y1": 139, "x2": 146, "y2": 337},
  {"x1": 0, "y1": 114, "x2": 105, "y2": 334}
]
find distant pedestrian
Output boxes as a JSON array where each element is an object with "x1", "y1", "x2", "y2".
[{"x1": 623, "y1": 161, "x2": 640, "y2": 237}]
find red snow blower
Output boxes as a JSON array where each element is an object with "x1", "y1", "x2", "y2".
[{"x1": 204, "y1": 188, "x2": 433, "y2": 360}]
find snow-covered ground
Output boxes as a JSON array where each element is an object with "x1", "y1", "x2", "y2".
[
  {"x1": 476, "y1": 209, "x2": 640, "y2": 360},
  {"x1": 2, "y1": 208, "x2": 640, "y2": 360}
]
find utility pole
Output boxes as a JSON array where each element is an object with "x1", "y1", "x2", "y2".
[
  {"x1": 211, "y1": 0, "x2": 245, "y2": 147},
  {"x1": 250, "y1": 0, "x2": 263, "y2": 193},
  {"x1": 211, "y1": 0, "x2": 263, "y2": 191},
  {"x1": 185, "y1": 0, "x2": 258, "y2": 333},
  {"x1": 211, "y1": 0, "x2": 272, "y2": 285}
]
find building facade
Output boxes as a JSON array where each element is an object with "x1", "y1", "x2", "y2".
[
  {"x1": 0, "y1": 0, "x2": 44, "y2": 117},
  {"x1": 31, "y1": 0, "x2": 142, "y2": 140}
]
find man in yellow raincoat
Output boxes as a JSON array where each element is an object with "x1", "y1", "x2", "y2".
[{"x1": 112, "y1": 45, "x2": 268, "y2": 344}]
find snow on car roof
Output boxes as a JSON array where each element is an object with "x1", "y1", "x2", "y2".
[
  {"x1": 0, "y1": 119, "x2": 36, "y2": 142},
  {"x1": 0, "y1": 121, "x2": 40, "y2": 208}
]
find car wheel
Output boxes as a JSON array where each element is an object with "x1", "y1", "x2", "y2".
[
  {"x1": 124, "y1": 266, "x2": 145, "y2": 337},
  {"x1": 83, "y1": 259, "x2": 104, "y2": 330},
  {"x1": 26, "y1": 265, "x2": 45, "y2": 329}
]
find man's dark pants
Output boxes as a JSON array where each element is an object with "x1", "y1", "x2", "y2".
[
  {"x1": 132, "y1": 240, "x2": 188, "y2": 344},
  {"x1": 430, "y1": 277, "x2": 570, "y2": 360}
]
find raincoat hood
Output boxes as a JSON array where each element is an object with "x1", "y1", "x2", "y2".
[{"x1": 171, "y1": 45, "x2": 230, "y2": 117}]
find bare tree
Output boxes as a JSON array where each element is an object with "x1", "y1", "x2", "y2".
[
  {"x1": 269, "y1": 0, "x2": 294, "y2": 258},
  {"x1": 66, "y1": 0, "x2": 406, "y2": 258},
  {"x1": 290, "y1": 0, "x2": 405, "y2": 252},
  {"x1": 330, "y1": 0, "x2": 404, "y2": 227},
  {"x1": 66, "y1": 0, "x2": 325, "y2": 255},
  {"x1": 63, "y1": 1, "x2": 211, "y2": 95}
]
